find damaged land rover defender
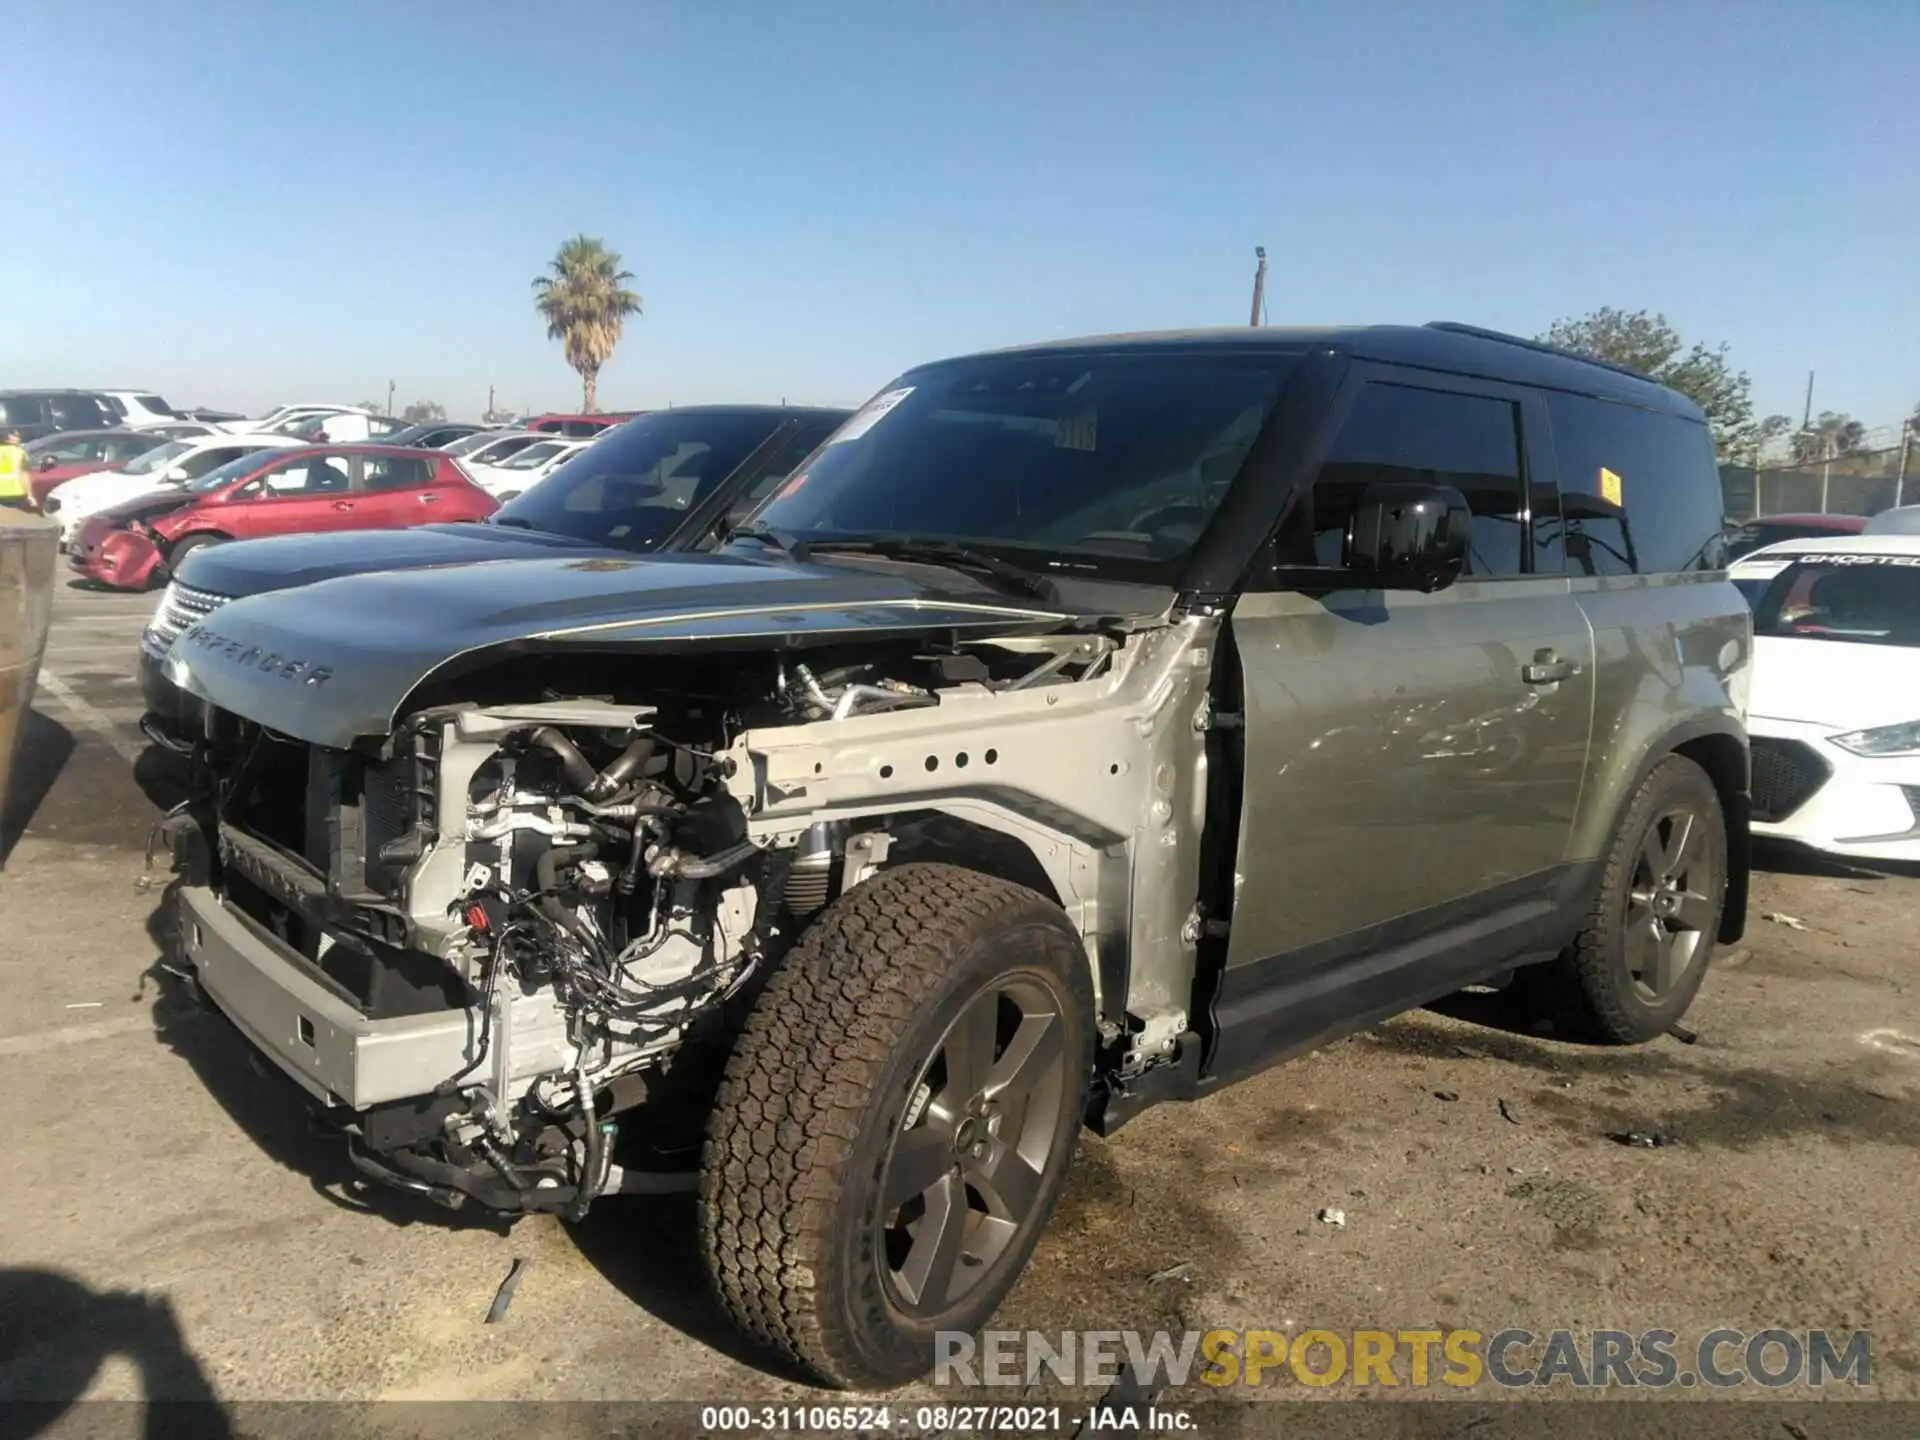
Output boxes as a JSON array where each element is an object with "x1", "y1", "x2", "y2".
[{"x1": 157, "y1": 324, "x2": 1750, "y2": 1389}]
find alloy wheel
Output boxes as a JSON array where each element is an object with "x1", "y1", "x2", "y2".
[
  {"x1": 876, "y1": 977, "x2": 1068, "y2": 1317},
  {"x1": 1624, "y1": 805, "x2": 1717, "y2": 1002}
]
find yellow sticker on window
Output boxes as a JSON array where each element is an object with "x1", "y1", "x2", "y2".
[{"x1": 1599, "y1": 466, "x2": 1623, "y2": 507}]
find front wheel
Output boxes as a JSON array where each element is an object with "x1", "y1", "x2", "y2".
[
  {"x1": 700, "y1": 863, "x2": 1095, "y2": 1390},
  {"x1": 163, "y1": 533, "x2": 225, "y2": 583}
]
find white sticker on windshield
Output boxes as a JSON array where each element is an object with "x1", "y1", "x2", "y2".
[
  {"x1": 826, "y1": 387, "x2": 915, "y2": 444},
  {"x1": 1732, "y1": 559, "x2": 1792, "y2": 580}
]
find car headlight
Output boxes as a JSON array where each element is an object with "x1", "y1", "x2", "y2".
[{"x1": 1831, "y1": 720, "x2": 1920, "y2": 757}]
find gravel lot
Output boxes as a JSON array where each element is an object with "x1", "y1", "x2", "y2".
[{"x1": 4, "y1": 581, "x2": 1918, "y2": 1417}]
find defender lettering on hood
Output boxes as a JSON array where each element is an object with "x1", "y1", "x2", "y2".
[{"x1": 180, "y1": 625, "x2": 334, "y2": 688}]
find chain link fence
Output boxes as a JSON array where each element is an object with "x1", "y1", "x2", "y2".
[{"x1": 1721, "y1": 439, "x2": 1915, "y2": 520}]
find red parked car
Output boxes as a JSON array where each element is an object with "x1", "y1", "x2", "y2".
[
  {"x1": 1725, "y1": 511, "x2": 1868, "y2": 560},
  {"x1": 69, "y1": 444, "x2": 496, "y2": 590},
  {"x1": 25, "y1": 429, "x2": 172, "y2": 508},
  {"x1": 521, "y1": 411, "x2": 642, "y2": 437}
]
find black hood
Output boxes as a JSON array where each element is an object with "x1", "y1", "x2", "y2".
[
  {"x1": 168, "y1": 551, "x2": 1089, "y2": 748},
  {"x1": 175, "y1": 523, "x2": 609, "y2": 595},
  {"x1": 93, "y1": 488, "x2": 194, "y2": 527}
]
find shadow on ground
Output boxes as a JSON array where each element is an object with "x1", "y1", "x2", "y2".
[
  {"x1": 1752, "y1": 837, "x2": 1920, "y2": 882},
  {"x1": 0, "y1": 1267, "x2": 234, "y2": 1436},
  {"x1": 0, "y1": 708, "x2": 75, "y2": 866}
]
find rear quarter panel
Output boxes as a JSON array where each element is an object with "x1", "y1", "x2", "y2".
[{"x1": 1567, "y1": 572, "x2": 1751, "y2": 862}]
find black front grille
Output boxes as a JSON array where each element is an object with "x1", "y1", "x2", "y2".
[{"x1": 1750, "y1": 738, "x2": 1831, "y2": 823}]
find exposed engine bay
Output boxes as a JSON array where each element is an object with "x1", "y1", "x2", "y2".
[{"x1": 171, "y1": 628, "x2": 1187, "y2": 1218}]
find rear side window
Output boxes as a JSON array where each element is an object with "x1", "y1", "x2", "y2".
[
  {"x1": 1284, "y1": 382, "x2": 1528, "y2": 577},
  {"x1": 135, "y1": 394, "x2": 174, "y2": 416},
  {"x1": 360, "y1": 455, "x2": 434, "y2": 491},
  {"x1": 49, "y1": 395, "x2": 110, "y2": 428},
  {"x1": 0, "y1": 396, "x2": 48, "y2": 426},
  {"x1": 1541, "y1": 393, "x2": 1726, "y2": 576}
]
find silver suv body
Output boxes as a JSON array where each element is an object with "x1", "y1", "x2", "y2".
[{"x1": 158, "y1": 324, "x2": 1749, "y2": 1388}]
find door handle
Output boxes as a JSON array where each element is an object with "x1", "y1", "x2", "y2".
[
  {"x1": 1522, "y1": 652, "x2": 1581, "y2": 685},
  {"x1": 331, "y1": 500, "x2": 354, "y2": 511},
  {"x1": 419, "y1": 493, "x2": 438, "y2": 502}
]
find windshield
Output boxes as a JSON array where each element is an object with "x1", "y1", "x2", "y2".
[
  {"x1": 188, "y1": 449, "x2": 276, "y2": 492},
  {"x1": 120, "y1": 440, "x2": 193, "y2": 477},
  {"x1": 444, "y1": 430, "x2": 506, "y2": 457},
  {"x1": 745, "y1": 350, "x2": 1297, "y2": 579},
  {"x1": 135, "y1": 393, "x2": 176, "y2": 416},
  {"x1": 493, "y1": 409, "x2": 788, "y2": 550},
  {"x1": 500, "y1": 440, "x2": 569, "y2": 470},
  {"x1": 1748, "y1": 555, "x2": 1920, "y2": 647}
]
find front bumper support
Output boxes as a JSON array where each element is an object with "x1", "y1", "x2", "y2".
[{"x1": 177, "y1": 885, "x2": 477, "y2": 1109}]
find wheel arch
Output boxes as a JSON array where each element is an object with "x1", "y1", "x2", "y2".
[{"x1": 1599, "y1": 719, "x2": 1750, "y2": 945}]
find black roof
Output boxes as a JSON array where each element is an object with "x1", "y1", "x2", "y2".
[
  {"x1": 949, "y1": 322, "x2": 1702, "y2": 421},
  {"x1": 648, "y1": 403, "x2": 853, "y2": 419}
]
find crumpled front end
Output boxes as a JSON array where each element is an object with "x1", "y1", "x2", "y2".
[{"x1": 71, "y1": 524, "x2": 165, "y2": 590}]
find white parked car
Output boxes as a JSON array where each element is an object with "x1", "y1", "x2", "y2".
[
  {"x1": 43, "y1": 435, "x2": 300, "y2": 545},
  {"x1": 218, "y1": 403, "x2": 367, "y2": 435},
  {"x1": 438, "y1": 428, "x2": 519, "y2": 458},
  {"x1": 141, "y1": 420, "x2": 219, "y2": 440},
  {"x1": 268, "y1": 411, "x2": 402, "y2": 444},
  {"x1": 458, "y1": 437, "x2": 590, "y2": 498},
  {"x1": 442, "y1": 429, "x2": 546, "y2": 465},
  {"x1": 97, "y1": 390, "x2": 184, "y2": 427},
  {"x1": 1731, "y1": 534, "x2": 1920, "y2": 863}
]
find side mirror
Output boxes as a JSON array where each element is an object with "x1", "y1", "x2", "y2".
[
  {"x1": 38, "y1": 455, "x2": 58, "y2": 471},
  {"x1": 1344, "y1": 482, "x2": 1470, "y2": 592}
]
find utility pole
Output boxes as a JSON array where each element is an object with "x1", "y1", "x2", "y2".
[
  {"x1": 1801, "y1": 371, "x2": 1815, "y2": 431},
  {"x1": 487, "y1": 384, "x2": 495, "y2": 421},
  {"x1": 1820, "y1": 438, "x2": 1832, "y2": 515},
  {"x1": 386, "y1": 380, "x2": 395, "y2": 417},
  {"x1": 1249, "y1": 246, "x2": 1267, "y2": 327},
  {"x1": 1897, "y1": 420, "x2": 1913, "y2": 509}
]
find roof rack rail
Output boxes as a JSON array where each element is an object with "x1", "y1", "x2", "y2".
[{"x1": 1422, "y1": 321, "x2": 1653, "y2": 383}]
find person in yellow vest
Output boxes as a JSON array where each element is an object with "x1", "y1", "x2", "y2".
[{"x1": 0, "y1": 430, "x2": 31, "y2": 510}]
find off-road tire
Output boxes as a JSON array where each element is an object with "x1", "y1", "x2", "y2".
[
  {"x1": 1532, "y1": 754, "x2": 1726, "y2": 1043},
  {"x1": 700, "y1": 863, "x2": 1095, "y2": 1390}
]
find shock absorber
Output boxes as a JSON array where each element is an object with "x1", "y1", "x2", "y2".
[{"x1": 782, "y1": 821, "x2": 843, "y2": 918}]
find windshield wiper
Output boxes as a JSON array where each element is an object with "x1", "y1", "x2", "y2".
[
  {"x1": 789, "y1": 535, "x2": 1059, "y2": 604},
  {"x1": 490, "y1": 515, "x2": 537, "y2": 529}
]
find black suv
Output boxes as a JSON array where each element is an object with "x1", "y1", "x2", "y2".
[{"x1": 0, "y1": 390, "x2": 118, "y2": 441}]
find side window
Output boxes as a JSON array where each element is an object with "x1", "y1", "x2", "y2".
[
  {"x1": 1541, "y1": 393, "x2": 1725, "y2": 576},
  {"x1": 0, "y1": 396, "x2": 47, "y2": 426},
  {"x1": 252, "y1": 456, "x2": 350, "y2": 495},
  {"x1": 1279, "y1": 382, "x2": 1528, "y2": 577},
  {"x1": 359, "y1": 455, "x2": 433, "y2": 491}
]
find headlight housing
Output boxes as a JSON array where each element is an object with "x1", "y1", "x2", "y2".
[
  {"x1": 150, "y1": 583, "x2": 176, "y2": 630},
  {"x1": 1831, "y1": 720, "x2": 1920, "y2": 757}
]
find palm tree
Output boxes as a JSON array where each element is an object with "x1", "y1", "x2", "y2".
[{"x1": 531, "y1": 235, "x2": 643, "y2": 412}]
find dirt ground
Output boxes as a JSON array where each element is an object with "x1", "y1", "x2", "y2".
[{"x1": 3, "y1": 581, "x2": 1918, "y2": 1420}]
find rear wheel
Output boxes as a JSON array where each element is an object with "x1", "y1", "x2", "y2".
[
  {"x1": 700, "y1": 863, "x2": 1094, "y2": 1389},
  {"x1": 1532, "y1": 755, "x2": 1726, "y2": 1043}
]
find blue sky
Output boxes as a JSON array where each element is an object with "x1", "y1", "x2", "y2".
[{"x1": 7, "y1": 0, "x2": 1916, "y2": 429}]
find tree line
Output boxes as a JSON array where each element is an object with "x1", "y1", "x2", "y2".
[{"x1": 1540, "y1": 307, "x2": 1915, "y2": 470}]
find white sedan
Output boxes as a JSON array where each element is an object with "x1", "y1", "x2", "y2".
[
  {"x1": 459, "y1": 437, "x2": 590, "y2": 498},
  {"x1": 1731, "y1": 534, "x2": 1920, "y2": 863},
  {"x1": 43, "y1": 435, "x2": 300, "y2": 545}
]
